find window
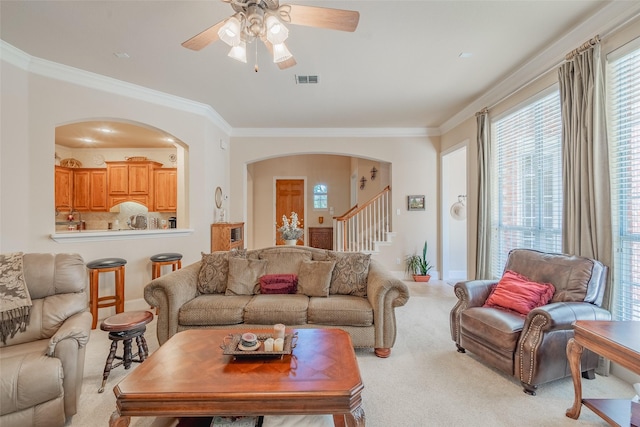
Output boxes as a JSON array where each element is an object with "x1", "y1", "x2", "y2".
[
  {"x1": 313, "y1": 184, "x2": 328, "y2": 209},
  {"x1": 607, "y1": 39, "x2": 640, "y2": 321},
  {"x1": 490, "y1": 88, "x2": 563, "y2": 278}
]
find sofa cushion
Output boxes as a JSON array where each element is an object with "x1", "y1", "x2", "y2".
[
  {"x1": 259, "y1": 274, "x2": 298, "y2": 294},
  {"x1": 297, "y1": 260, "x2": 335, "y2": 297},
  {"x1": 259, "y1": 248, "x2": 312, "y2": 275},
  {"x1": 460, "y1": 306, "x2": 525, "y2": 352},
  {"x1": 327, "y1": 252, "x2": 370, "y2": 297},
  {"x1": 243, "y1": 294, "x2": 308, "y2": 325},
  {"x1": 0, "y1": 352, "x2": 63, "y2": 415},
  {"x1": 308, "y1": 295, "x2": 373, "y2": 326},
  {"x1": 197, "y1": 252, "x2": 229, "y2": 294},
  {"x1": 226, "y1": 258, "x2": 268, "y2": 296},
  {"x1": 484, "y1": 270, "x2": 555, "y2": 316},
  {"x1": 179, "y1": 294, "x2": 252, "y2": 325}
]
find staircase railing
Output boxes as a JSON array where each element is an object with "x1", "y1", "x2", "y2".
[{"x1": 334, "y1": 186, "x2": 391, "y2": 252}]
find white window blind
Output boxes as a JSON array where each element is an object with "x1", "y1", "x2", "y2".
[
  {"x1": 490, "y1": 88, "x2": 563, "y2": 278},
  {"x1": 607, "y1": 39, "x2": 640, "y2": 321},
  {"x1": 313, "y1": 184, "x2": 328, "y2": 209}
]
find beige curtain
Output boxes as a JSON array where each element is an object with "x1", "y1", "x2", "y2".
[
  {"x1": 475, "y1": 109, "x2": 492, "y2": 279},
  {"x1": 558, "y1": 41, "x2": 612, "y2": 375}
]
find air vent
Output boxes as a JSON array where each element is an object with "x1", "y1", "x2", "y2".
[{"x1": 295, "y1": 75, "x2": 319, "y2": 84}]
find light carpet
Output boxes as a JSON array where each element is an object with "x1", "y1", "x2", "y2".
[{"x1": 66, "y1": 280, "x2": 635, "y2": 427}]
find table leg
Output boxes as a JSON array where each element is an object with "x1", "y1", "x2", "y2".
[
  {"x1": 565, "y1": 337, "x2": 584, "y2": 420},
  {"x1": 344, "y1": 406, "x2": 365, "y2": 427},
  {"x1": 109, "y1": 411, "x2": 130, "y2": 427}
]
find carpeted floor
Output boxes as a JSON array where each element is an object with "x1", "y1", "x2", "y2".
[{"x1": 67, "y1": 280, "x2": 635, "y2": 427}]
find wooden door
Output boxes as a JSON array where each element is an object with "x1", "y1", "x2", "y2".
[
  {"x1": 154, "y1": 168, "x2": 177, "y2": 212},
  {"x1": 128, "y1": 164, "x2": 150, "y2": 195},
  {"x1": 90, "y1": 170, "x2": 108, "y2": 211},
  {"x1": 275, "y1": 179, "x2": 304, "y2": 245},
  {"x1": 107, "y1": 163, "x2": 128, "y2": 195},
  {"x1": 73, "y1": 170, "x2": 91, "y2": 211},
  {"x1": 54, "y1": 166, "x2": 73, "y2": 211}
]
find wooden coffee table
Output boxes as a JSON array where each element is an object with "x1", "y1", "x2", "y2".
[{"x1": 109, "y1": 328, "x2": 365, "y2": 427}]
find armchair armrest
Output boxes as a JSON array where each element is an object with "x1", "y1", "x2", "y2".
[
  {"x1": 47, "y1": 311, "x2": 92, "y2": 356},
  {"x1": 366, "y1": 260, "x2": 409, "y2": 351},
  {"x1": 144, "y1": 262, "x2": 200, "y2": 345},
  {"x1": 450, "y1": 280, "x2": 497, "y2": 344},
  {"x1": 517, "y1": 302, "x2": 611, "y2": 387}
]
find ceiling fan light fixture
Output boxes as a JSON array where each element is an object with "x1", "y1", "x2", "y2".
[
  {"x1": 272, "y1": 42, "x2": 293, "y2": 63},
  {"x1": 218, "y1": 16, "x2": 242, "y2": 46},
  {"x1": 266, "y1": 15, "x2": 288, "y2": 45},
  {"x1": 228, "y1": 41, "x2": 247, "y2": 63}
]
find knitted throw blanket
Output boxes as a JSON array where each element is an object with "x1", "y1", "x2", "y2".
[{"x1": 0, "y1": 252, "x2": 32, "y2": 344}]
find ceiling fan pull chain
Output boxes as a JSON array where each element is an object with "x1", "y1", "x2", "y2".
[{"x1": 254, "y1": 38, "x2": 259, "y2": 72}]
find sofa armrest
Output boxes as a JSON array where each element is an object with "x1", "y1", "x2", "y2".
[
  {"x1": 46, "y1": 310, "x2": 92, "y2": 356},
  {"x1": 449, "y1": 280, "x2": 497, "y2": 344},
  {"x1": 366, "y1": 259, "x2": 409, "y2": 350},
  {"x1": 144, "y1": 261, "x2": 201, "y2": 345}
]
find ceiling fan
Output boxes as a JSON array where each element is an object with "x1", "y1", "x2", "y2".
[{"x1": 181, "y1": 0, "x2": 359, "y2": 70}]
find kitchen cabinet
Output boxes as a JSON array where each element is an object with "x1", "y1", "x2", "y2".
[
  {"x1": 309, "y1": 227, "x2": 333, "y2": 250},
  {"x1": 55, "y1": 166, "x2": 73, "y2": 211},
  {"x1": 154, "y1": 168, "x2": 177, "y2": 212},
  {"x1": 74, "y1": 169, "x2": 108, "y2": 212},
  {"x1": 211, "y1": 222, "x2": 244, "y2": 252},
  {"x1": 106, "y1": 161, "x2": 162, "y2": 209}
]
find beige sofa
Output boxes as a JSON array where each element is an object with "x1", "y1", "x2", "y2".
[
  {"x1": 145, "y1": 246, "x2": 409, "y2": 357},
  {"x1": 0, "y1": 253, "x2": 92, "y2": 427}
]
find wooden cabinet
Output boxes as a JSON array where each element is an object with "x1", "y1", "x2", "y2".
[
  {"x1": 106, "y1": 161, "x2": 162, "y2": 209},
  {"x1": 154, "y1": 168, "x2": 177, "y2": 212},
  {"x1": 309, "y1": 227, "x2": 333, "y2": 250},
  {"x1": 73, "y1": 169, "x2": 108, "y2": 212},
  {"x1": 211, "y1": 222, "x2": 244, "y2": 252},
  {"x1": 54, "y1": 166, "x2": 73, "y2": 211}
]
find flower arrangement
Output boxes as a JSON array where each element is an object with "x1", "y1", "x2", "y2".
[{"x1": 278, "y1": 212, "x2": 304, "y2": 241}]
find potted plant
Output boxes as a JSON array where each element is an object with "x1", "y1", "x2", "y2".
[
  {"x1": 405, "y1": 241, "x2": 433, "y2": 282},
  {"x1": 277, "y1": 212, "x2": 304, "y2": 245}
]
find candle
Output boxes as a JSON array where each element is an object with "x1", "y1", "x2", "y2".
[
  {"x1": 274, "y1": 337, "x2": 284, "y2": 352},
  {"x1": 274, "y1": 323, "x2": 285, "y2": 340},
  {"x1": 264, "y1": 338, "x2": 274, "y2": 352}
]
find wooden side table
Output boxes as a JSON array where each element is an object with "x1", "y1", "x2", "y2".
[{"x1": 566, "y1": 321, "x2": 640, "y2": 426}]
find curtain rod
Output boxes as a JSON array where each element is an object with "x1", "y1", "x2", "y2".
[{"x1": 565, "y1": 35, "x2": 601, "y2": 61}]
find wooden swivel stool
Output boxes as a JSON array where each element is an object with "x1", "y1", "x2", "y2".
[
  {"x1": 86, "y1": 257, "x2": 126, "y2": 329},
  {"x1": 98, "y1": 310, "x2": 153, "y2": 393}
]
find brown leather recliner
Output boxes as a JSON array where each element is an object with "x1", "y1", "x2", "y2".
[
  {"x1": 0, "y1": 253, "x2": 92, "y2": 426},
  {"x1": 450, "y1": 249, "x2": 611, "y2": 395}
]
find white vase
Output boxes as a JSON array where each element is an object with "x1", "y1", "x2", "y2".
[{"x1": 284, "y1": 239, "x2": 298, "y2": 246}]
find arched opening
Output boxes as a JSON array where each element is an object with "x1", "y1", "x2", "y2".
[{"x1": 53, "y1": 119, "x2": 188, "y2": 231}]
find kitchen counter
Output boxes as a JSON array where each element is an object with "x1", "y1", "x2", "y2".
[{"x1": 50, "y1": 228, "x2": 193, "y2": 243}]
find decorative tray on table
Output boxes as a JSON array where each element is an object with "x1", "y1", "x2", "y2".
[{"x1": 220, "y1": 332, "x2": 298, "y2": 359}]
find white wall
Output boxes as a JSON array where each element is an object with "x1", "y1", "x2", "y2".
[
  {"x1": 230, "y1": 136, "x2": 439, "y2": 272},
  {"x1": 1, "y1": 51, "x2": 230, "y2": 317}
]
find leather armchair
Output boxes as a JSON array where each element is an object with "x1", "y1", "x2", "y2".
[
  {"x1": 0, "y1": 253, "x2": 92, "y2": 426},
  {"x1": 450, "y1": 249, "x2": 610, "y2": 395}
]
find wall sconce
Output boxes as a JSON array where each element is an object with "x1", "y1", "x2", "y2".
[
  {"x1": 370, "y1": 167, "x2": 378, "y2": 180},
  {"x1": 360, "y1": 176, "x2": 367, "y2": 190}
]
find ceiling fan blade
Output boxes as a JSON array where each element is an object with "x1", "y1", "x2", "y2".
[
  {"x1": 285, "y1": 4, "x2": 359, "y2": 32},
  {"x1": 262, "y1": 37, "x2": 297, "y2": 70},
  {"x1": 181, "y1": 19, "x2": 227, "y2": 51}
]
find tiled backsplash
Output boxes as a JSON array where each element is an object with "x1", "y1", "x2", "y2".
[{"x1": 55, "y1": 202, "x2": 176, "y2": 232}]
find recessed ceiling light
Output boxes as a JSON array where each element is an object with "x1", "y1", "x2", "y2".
[
  {"x1": 113, "y1": 52, "x2": 130, "y2": 59},
  {"x1": 459, "y1": 52, "x2": 473, "y2": 59},
  {"x1": 80, "y1": 137, "x2": 94, "y2": 143},
  {"x1": 99, "y1": 128, "x2": 113, "y2": 133},
  {"x1": 165, "y1": 137, "x2": 175, "y2": 143}
]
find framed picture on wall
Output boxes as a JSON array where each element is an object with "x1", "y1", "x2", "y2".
[{"x1": 407, "y1": 195, "x2": 425, "y2": 211}]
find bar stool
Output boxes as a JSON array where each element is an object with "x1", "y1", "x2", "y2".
[
  {"x1": 86, "y1": 257, "x2": 127, "y2": 330},
  {"x1": 97, "y1": 310, "x2": 153, "y2": 393},
  {"x1": 150, "y1": 252, "x2": 183, "y2": 279}
]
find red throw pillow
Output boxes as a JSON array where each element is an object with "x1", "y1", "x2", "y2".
[
  {"x1": 483, "y1": 270, "x2": 555, "y2": 316},
  {"x1": 259, "y1": 274, "x2": 298, "y2": 294}
]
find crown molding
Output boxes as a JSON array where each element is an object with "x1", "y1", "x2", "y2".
[
  {"x1": 0, "y1": 40, "x2": 233, "y2": 135},
  {"x1": 231, "y1": 127, "x2": 439, "y2": 138},
  {"x1": 438, "y1": 1, "x2": 640, "y2": 135}
]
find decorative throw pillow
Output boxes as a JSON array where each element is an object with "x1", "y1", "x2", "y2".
[
  {"x1": 259, "y1": 249, "x2": 312, "y2": 275},
  {"x1": 225, "y1": 258, "x2": 268, "y2": 296},
  {"x1": 297, "y1": 260, "x2": 336, "y2": 297},
  {"x1": 483, "y1": 270, "x2": 556, "y2": 316},
  {"x1": 327, "y1": 252, "x2": 370, "y2": 297},
  {"x1": 259, "y1": 274, "x2": 298, "y2": 294},
  {"x1": 197, "y1": 252, "x2": 229, "y2": 294}
]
